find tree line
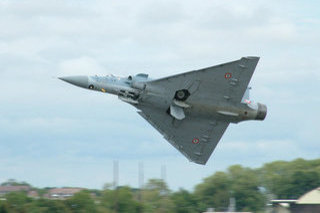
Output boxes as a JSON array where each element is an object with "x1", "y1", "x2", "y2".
[{"x1": 0, "y1": 158, "x2": 319, "y2": 213}]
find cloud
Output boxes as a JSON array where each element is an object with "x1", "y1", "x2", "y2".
[
  {"x1": 58, "y1": 57, "x2": 106, "y2": 76},
  {"x1": 0, "y1": 0, "x2": 319, "y2": 190}
]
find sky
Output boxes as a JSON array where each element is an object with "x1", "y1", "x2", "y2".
[{"x1": 0, "y1": 0, "x2": 319, "y2": 191}]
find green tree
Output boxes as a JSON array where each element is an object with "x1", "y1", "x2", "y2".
[
  {"x1": 194, "y1": 166, "x2": 265, "y2": 212},
  {"x1": 258, "y1": 158, "x2": 320, "y2": 199},
  {"x1": 1, "y1": 179, "x2": 30, "y2": 187},
  {"x1": 288, "y1": 170, "x2": 320, "y2": 198},
  {"x1": 142, "y1": 179, "x2": 174, "y2": 213},
  {"x1": 65, "y1": 191, "x2": 97, "y2": 213},
  {"x1": 194, "y1": 171, "x2": 231, "y2": 211},
  {"x1": 0, "y1": 201, "x2": 9, "y2": 213},
  {"x1": 101, "y1": 186, "x2": 142, "y2": 213},
  {"x1": 171, "y1": 189, "x2": 199, "y2": 213},
  {"x1": 32, "y1": 199, "x2": 70, "y2": 213},
  {"x1": 5, "y1": 192, "x2": 32, "y2": 213},
  {"x1": 228, "y1": 165, "x2": 266, "y2": 212}
]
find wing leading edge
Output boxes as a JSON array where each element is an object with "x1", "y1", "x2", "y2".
[{"x1": 145, "y1": 56, "x2": 259, "y2": 104}]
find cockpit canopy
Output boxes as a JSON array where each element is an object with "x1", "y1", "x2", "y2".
[
  {"x1": 136, "y1": 73, "x2": 148, "y2": 78},
  {"x1": 128, "y1": 73, "x2": 148, "y2": 81}
]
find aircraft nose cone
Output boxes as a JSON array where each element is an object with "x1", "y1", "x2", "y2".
[{"x1": 59, "y1": 76, "x2": 89, "y2": 88}]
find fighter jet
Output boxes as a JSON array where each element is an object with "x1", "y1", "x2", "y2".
[{"x1": 59, "y1": 56, "x2": 267, "y2": 165}]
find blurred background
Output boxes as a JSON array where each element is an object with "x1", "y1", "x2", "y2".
[{"x1": 0, "y1": 0, "x2": 319, "y2": 212}]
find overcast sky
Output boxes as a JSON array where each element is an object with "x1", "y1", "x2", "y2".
[{"x1": 0, "y1": 0, "x2": 319, "y2": 190}]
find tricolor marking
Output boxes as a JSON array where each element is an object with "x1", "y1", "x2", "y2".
[
  {"x1": 192, "y1": 138, "x2": 200, "y2": 144},
  {"x1": 225, "y1": 72, "x2": 232, "y2": 79}
]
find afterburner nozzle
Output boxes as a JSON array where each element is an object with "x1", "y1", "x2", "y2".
[
  {"x1": 59, "y1": 76, "x2": 89, "y2": 89},
  {"x1": 256, "y1": 103, "x2": 267, "y2": 120}
]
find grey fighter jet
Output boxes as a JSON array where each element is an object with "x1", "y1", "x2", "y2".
[{"x1": 59, "y1": 56, "x2": 267, "y2": 165}]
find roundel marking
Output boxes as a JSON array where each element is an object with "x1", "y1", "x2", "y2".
[
  {"x1": 225, "y1": 72, "x2": 232, "y2": 79},
  {"x1": 192, "y1": 138, "x2": 200, "y2": 144}
]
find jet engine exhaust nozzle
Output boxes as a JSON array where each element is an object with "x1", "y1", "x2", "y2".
[{"x1": 256, "y1": 103, "x2": 267, "y2": 120}]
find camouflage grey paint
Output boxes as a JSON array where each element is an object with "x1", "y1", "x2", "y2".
[{"x1": 59, "y1": 56, "x2": 267, "y2": 165}]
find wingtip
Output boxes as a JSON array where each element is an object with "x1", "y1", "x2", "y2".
[
  {"x1": 192, "y1": 159, "x2": 207, "y2": 165},
  {"x1": 244, "y1": 56, "x2": 260, "y2": 60}
]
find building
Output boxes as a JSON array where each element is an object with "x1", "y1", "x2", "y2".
[
  {"x1": 0, "y1": 185, "x2": 31, "y2": 196},
  {"x1": 27, "y1": 190, "x2": 39, "y2": 199},
  {"x1": 203, "y1": 207, "x2": 251, "y2": 213},
  {"x1": 271, "y1": 187, "x2": 320, "y2": 213},
  {"x1": 0, "y1": 181, "x2": 85, "y2": 200},
  {"x1": 45, "y1": 187, "x2": 83, "y2": 200}
]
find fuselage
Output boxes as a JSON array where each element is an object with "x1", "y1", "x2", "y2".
[{"x1": 59, "y1": 74, "x2": 267, "y2": 123}]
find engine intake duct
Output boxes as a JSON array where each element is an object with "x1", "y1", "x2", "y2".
[
  {"x1": 131, "y1": 81, "x2": 146, "y2": 90},
  {"x1": 256, "y1": 103, "x2": 267, "y2": 120}
]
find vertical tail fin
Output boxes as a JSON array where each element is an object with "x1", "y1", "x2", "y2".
[{"x1": 241, "y1": 87, "x2": 251, "y2": 104}]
